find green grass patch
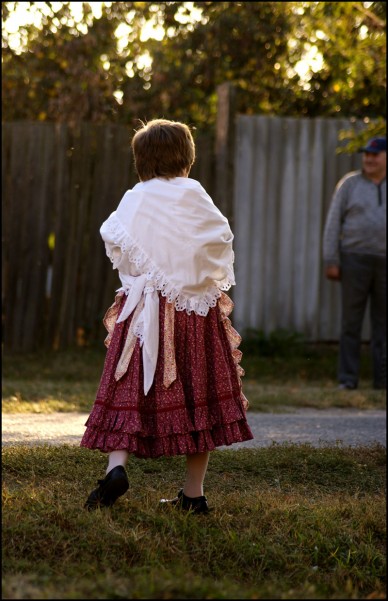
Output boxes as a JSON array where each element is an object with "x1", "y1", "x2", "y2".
[
  {"x1": 2, "y1": 344, "x2": 385, "y2": 413},
  {"x1": 2, "y1": 444, "x2": 386, "y2": 599},
  {"x1": 243, "y1": 382, "x2": 386, "y2": 412},
  {"x1": 240, "y1": 335, "x2": 374, "y2": 382},
  {"x1": 2, "y1": 348, "x2": 104, "y2": 413}
]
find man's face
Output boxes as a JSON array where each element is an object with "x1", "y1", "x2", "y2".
[{"x1": 362, "y1": 151, "x2": 386, "y2": 179}]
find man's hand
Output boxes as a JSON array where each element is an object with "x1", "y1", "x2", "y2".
[{"x1": 325, "y1": 265, "x2": 341, "y2": 281}]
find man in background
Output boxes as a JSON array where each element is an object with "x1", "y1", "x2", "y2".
[{"x1": 323, "y1": 136, "x2": 386, "y2": 390}]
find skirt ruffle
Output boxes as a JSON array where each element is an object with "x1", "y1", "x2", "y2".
[{"x1": 81, "y1": 293, "x2": 253, "y2": 458}]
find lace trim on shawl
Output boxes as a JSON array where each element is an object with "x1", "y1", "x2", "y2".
[{"x1": 104, "y1": 213, "x2": 235, "y2": 317}]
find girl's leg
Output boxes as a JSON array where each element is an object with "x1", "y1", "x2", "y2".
[
  {"x1": 85, "y1": 450, "x2": 130, "y2": 510},
  {"x1": 183, "y1": 451, "x2": 210, "y2": 498},
  {"x1": 106, "y1": 450, "x2": 130, "y2": 474}
]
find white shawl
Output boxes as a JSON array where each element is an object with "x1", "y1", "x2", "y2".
[{"x1": 100, "y1": 177, "x2": 235, "y2": 394}]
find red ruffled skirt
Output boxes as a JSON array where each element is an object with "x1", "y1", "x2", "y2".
[{"x1": 80, "y1": 292, "x2": 253, "y2": 458}]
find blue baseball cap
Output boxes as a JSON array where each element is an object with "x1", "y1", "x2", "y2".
[{"x1": 358, "y1": 136, "x2": 386, "y2": 153}]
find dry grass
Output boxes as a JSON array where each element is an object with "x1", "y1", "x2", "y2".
[
  {"x1": 2, "y1": 444, "x2": 386, "y2": 599},
  {"x1": 2, "y1": 345, "x2": 385, "y2": 413},
  {"x1": 2, "y1": 344, "x2": 386, "y2": 598}
]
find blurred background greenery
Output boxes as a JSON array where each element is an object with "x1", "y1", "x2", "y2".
[{"x1": 2, "y1": 2, "x2": 386, "y2": 145}]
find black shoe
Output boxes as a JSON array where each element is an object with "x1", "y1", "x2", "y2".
[
  {"x1": 159, "y1": 489, "x2": 210, "y2": 514},
  {"x1": 84, "y1": 465, "x2": 129, "y2": 511}
]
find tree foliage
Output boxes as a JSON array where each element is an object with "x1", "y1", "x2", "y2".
[
  {"x1": 2, "y1": 3, "x2": 143, "y2": 124},
  {"x1": 2, "y1": 1, "x2": 386, "y2": 137},
  {"x1": 290, "y1": 1, "x2": 386, "y2": 119},
  {"x1": 128, "y1": 1, "x2": 300, "y2": 125}
]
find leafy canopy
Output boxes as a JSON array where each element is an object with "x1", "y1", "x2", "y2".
[{"x1": 2, "y1": 1, "x2": 386, "y2": 141}]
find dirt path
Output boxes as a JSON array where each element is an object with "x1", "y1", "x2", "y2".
[{"x1": 2, "y1": 408, "x2": 386, "y2": 448}]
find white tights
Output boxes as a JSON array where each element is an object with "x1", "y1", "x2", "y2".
[
  {"x1": 183, "y1": 451, "x2": 210, "y2": 498},
  {"x1": 106, "y1": 449, "x2": 210, "y2": 498},
  {"x1": 106, "y1": 450, "x2": 130, "y2": 474}
]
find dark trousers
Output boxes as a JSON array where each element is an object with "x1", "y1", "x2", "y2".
[{"x1": 339, "y1": 252, "x2": 386, "y2": 388}]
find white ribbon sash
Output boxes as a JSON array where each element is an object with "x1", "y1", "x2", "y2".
[{"x1": 115, "y1": 273, "x2": 159, "y2": 395}]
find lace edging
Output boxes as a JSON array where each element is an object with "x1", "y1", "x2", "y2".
[{"x1": 104, "y1": 214, "x2": 235, "y2": 316}]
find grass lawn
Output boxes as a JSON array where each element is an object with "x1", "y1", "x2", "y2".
[
  {"x1": 2, "y1": 443, "x2": 386, "y2": 600},
  {"x1": 2, "y1": 343, "x2": 386, "y2": 413},
  {"x1": 2, "y1": 344, "x2": 386, "y2": 599}
]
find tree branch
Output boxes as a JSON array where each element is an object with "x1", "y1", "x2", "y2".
[{"x1": 353, "y1": 2, "x2": 386, "y2": 29}]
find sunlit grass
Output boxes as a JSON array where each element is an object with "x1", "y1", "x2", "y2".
[
  {"x1": 2, "y1": 381, "x2": 97, "y2": 413},
  {"x1": 2, "y1": 345, "x2": 385, "y2": 413},
  {"x1": 2, "y1": 443, "x2": 386, "y2": 600},
  {"x1": 2, "y1": 345, "x2": 386, "y2": 599},
  {"x1": 242, "y1": 382, "x2": 386, "y2": 412}
]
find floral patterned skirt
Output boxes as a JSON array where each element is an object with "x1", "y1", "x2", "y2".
[{"x1": 80, "y1": 292, "x2": 253, "y2": 458}]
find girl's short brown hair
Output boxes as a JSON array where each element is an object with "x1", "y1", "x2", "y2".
[{"x1": 131, "y1": 119, "x2": 196, "y2": 181}]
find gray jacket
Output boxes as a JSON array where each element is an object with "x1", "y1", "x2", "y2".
[{"x1": 323, "y1": 170, "x2": 386, "y2": 266}]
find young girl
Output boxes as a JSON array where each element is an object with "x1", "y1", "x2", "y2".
[{"x1": 81, "y1": 119, "x2": 254, "y2": 514}]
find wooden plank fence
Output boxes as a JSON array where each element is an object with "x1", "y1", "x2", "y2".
[
  {"x1": 232, "y1": 115, "x2": 369, "y2": 340},
  {"x1": 2, "y1": 122, "x2": 215, "y2": 352},
  {"x1": 2, "y1": 115, "x2": 371, "y2": 352}
]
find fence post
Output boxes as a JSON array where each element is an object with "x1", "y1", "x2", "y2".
[{"x1": 215, "y1": 82, "x2": 236, "y2": 224}]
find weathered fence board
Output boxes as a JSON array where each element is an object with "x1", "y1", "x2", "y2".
[{"x1": 232, "y1": 115, "x2": 369, "y2": 341}]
